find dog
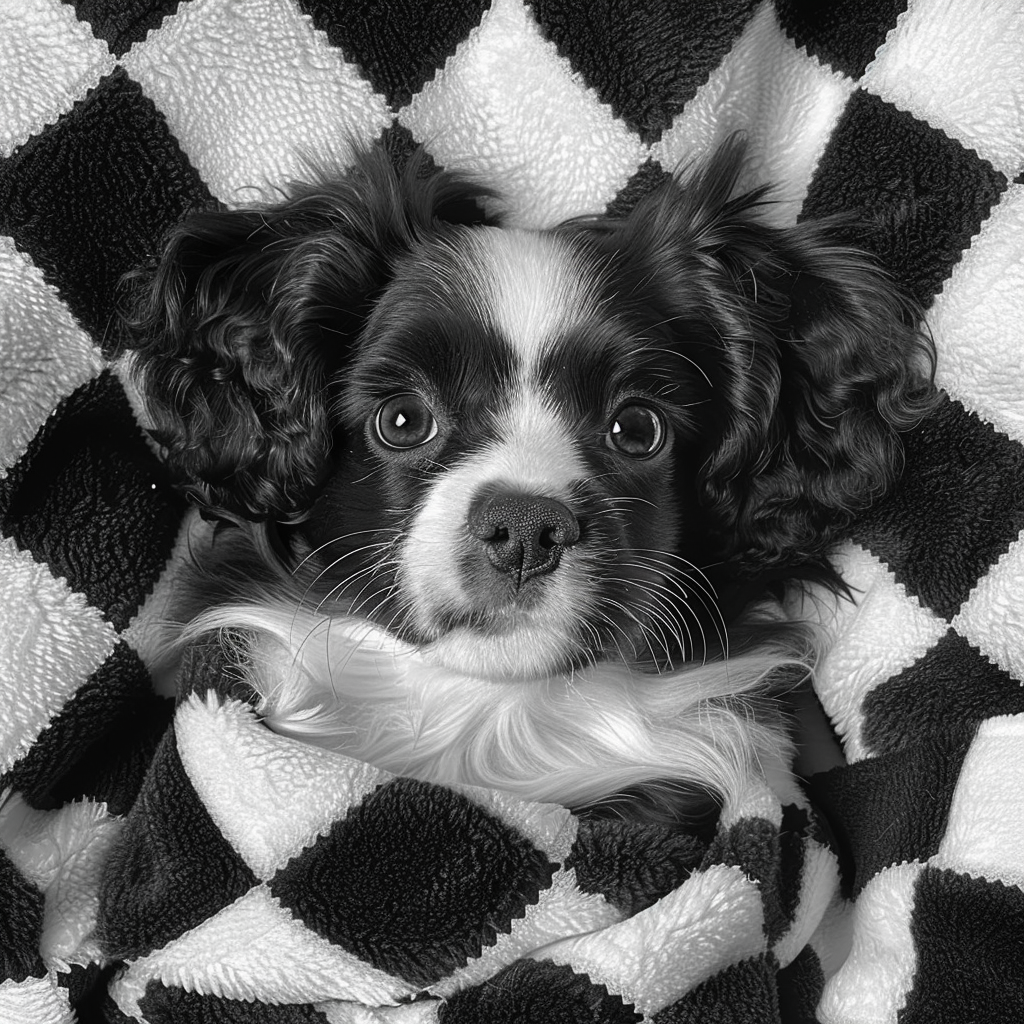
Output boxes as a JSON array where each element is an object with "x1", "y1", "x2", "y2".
[{"x1": 123, "y1": 139, "x2": 933, "y2": 826}]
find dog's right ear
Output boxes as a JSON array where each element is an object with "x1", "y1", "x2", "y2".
[{"x1": 121, "y1": 147, "x2": 494, "y2": 522}]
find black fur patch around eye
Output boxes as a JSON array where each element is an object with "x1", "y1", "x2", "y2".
[{"x1": 342, "y1": 241, "x2": 521, "y2": 431}]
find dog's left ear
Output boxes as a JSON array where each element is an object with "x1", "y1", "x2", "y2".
[
  {"x1": 602, "y1": 140, "x2": 936, "y2": 567},
  {"x1": 700, "y1": 220, "x2": 936, "y2": 568}
]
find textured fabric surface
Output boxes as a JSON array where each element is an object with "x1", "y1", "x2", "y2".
[{"x1": 1, "y1": 1, "x2": 1021, "y2": 1021}]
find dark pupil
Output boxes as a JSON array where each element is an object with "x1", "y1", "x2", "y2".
[
  {"x1": 379, "y1": 396, "x2": 432, "y2": 447},
  {"x1": 611, "y1": 405, "x2": 658, "y2": 455}
]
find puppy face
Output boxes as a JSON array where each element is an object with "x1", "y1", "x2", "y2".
[
  {"x1": 302, "y1": 226, "x2": 712, "y2": 679},
  {"x1": 124, "y1": 142, "x2": 933, "y2": 683}
]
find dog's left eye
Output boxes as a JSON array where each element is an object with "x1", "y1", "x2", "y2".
[
  {"x1": 607, "y1": 403, "x2": 665, "y2": 457},
  {"x1": 374, "y1": 394, "x2": 438, "y2": 449}
]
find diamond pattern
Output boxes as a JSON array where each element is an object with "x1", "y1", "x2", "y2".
[
  {"x1": 1, "y1": 641, "x2": 169, "y2": 814},
  {"x1": 269, "y1": 777, "x2": 557, "y2": 987},
  {"x1": 66, "y1": 0, "x2": 187, "y2": 59},
  {"x1": 654, "y1": 954, "x2": 778, "y2": 1024},
  {"x1": 399, "y1": 0, "x2": 644, "y2": 227},
  {"x1": 929, "y1": 184, "x2": 1024, "y2": 444},
  {"x1": 528, "y1": 0, "x2": 760, "y2": 145},
  {"x1": 0, "y1": 372, "x2": 184, "y2": 631},
  {"x1": 0, "y1": 1, "x2": 1020, "y2": 1020},
  {"x1": 802, "y1": 90, "x2": 1008, "y2": 306},
  {"x1": 0, "y1": 238, "x2": 105, "y2": 475},
  {"x1": 862, "y1": 630, "x2": 1024, "y2": 756},
  {"x1": 121, "y1": 0, "x2": 392, "y2": 205},
  {"x1": 0, "y1": 0, "x2": 115, "y2": 158},
  {"x1": 567, "y1": 817, "x2": 705, "y2": 916},
  {"x1": 811, "y1": 727, "x2": 973, "y2": 897},
  {"x1": 97, "y1": 727, "x2": 258, "y2": 959},
  {"x1": 860, "y1": 0, "x2": 1024, "y2": 175},
  {"x1": 300, "y1": 0, "x2": 490, "y2": 110},
  {"x1": 773, "y1": 0, "x2": 907, "y2": 79},
  {"x1": 902, "y1": 868, "x2": 1024, "y2": 1023},
  {"x1": 440, "y1": 959, "x2": 643, "y2": 1024},
  {"x1": 850, "y1": 397, "x2": 1024, "y2": 621},
  {"x1": 653, "y1": 2, "x2": 859, "y2": 227},
  {"x1": 0, "y1": 69, "x2": 210, "y2": 343}
]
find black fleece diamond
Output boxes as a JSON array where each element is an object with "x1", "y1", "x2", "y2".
[
  {"x1": 440, "y1": 960, "x2": 642, "y2": 1024},
  {"x1": 97, "y1": 726, "x2": 258, "y2": 960},
  {"x1": 655, "y1": 954, "x2": 778, "y2": 1023},
  {"x1": 849, "y1": 396, "x2": 1024, "y2": 621},
  {"x1": 567, "y1": 817, "x2": 705, "y2": 917},
  {"x1": 863, "y1": 630, "x2": 1024, "y2": 757},
  {"x1": 809, "y1": 726, "x2": 974, "y2": 897},
  {"x1": 801, "y1": 91, "x2": 1007, "y2": 308},
  {"x1": 0, "y1": 68, "x2": 211, "y2": 348},
  {"x1": 0, "y1": 848, "x2": 46, "y2": 983},
  {"x1": 529, "y1": 0, "x2": 760, "y2": 145},
  {"x1": 65, "y1": 0, "x2": 188, "y2": 58},
  {"x1": 138, "y1": 983, "x2": 330, "y2": 1023},
  {"x1": 774, "y1": 0, "x2": 908, "y2": 79},
  {"x1": 0, "y1": 371, "x2": 185, "y2": 631},
  {"x1": 0, "y1": 641, "x2": 172, "y2": 816},
  {"x1": 298, "y1": 0, "x2": 490, "y2": 110},
  {"x1": 606, "y1": 157, "x2": 674, "y2": 217},
  {"x1": 702, "y1": 817, "x2": 791, "y2": 945},
  {"x1": 901, "y1": 868, "x2": 1024, "y2": 1024},
  {"x1": 776, "y1": 946, "x2": 827, "y2": 1024},
  {"x1": 269, "y1": 777, "x2": 556, "y2": 988}
]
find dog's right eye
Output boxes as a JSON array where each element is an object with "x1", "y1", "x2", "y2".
[{"x1": 374, "y1": 394, "x2": 438, "y2": 449}]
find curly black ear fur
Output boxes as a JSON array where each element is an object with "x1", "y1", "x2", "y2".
[
  {"x1": 120, "y1": 146, "x2": 495, "y2": 521},
  {"x1": 574, "y1": 138, "x2": 936, "y2": 571},
  {"x1": 703, "y1": 223, "x2": 937, "y2": 570}
]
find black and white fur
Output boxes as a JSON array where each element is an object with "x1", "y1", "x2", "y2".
[{"x1": 124, "y1": 140, "x2": 933, "y2": 823}]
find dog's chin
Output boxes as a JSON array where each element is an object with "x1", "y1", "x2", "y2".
[{"x1": 418, "y1": 613, "x2": 581, "y2": 682}]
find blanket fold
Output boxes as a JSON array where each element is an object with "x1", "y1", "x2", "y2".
[{"x1": 92, "y1": 645, "x2": 838, "y2": 1023}]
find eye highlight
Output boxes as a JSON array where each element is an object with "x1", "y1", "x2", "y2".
[
  {"x1": 606, "y1": 403, "x2": 665, "y2": 458},
  {"x1": 374, "y1": 393, "x2": 438, "y2": 449}
]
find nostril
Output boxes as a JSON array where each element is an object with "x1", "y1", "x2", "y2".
[
  {"x1": 473, "y1": 520, "x2": 509, "y2": 544},
  {"x1": 538, "y1": 521, "x2": 575, "y2": 550}
]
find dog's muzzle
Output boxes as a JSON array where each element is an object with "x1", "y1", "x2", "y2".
[{"x1": 467, "y1": 489, "x2": 580, "y2": 586}]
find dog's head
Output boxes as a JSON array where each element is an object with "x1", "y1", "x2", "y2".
[{"x1": 124, "y1": 142, "x2": 933, "y2": 682}]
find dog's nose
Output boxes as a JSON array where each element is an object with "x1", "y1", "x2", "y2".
[{"x1": 467, "y1": 490, "x2": 580, "y2": 583}]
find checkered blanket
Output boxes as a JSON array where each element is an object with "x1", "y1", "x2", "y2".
[{"x1": 1, "y1": 1, "x2": 1021, "y2": 1022}]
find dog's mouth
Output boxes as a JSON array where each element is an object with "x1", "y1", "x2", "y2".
[
  {"x1": 301, "y1": 470, "x2": 699, "y2": 681},
  {"x1": 407, "y1": 568, "x2": 689, "y2": 682},
  {"x1": 434, "y1": 603, "x2": 543, "y2": 637},
  {"x1": 300, "y1": 524, "x2": 701, "y2": 681},
  {"x1": 316, "y1": 547, "x2": 697, "y2": 682},
  {"x1": 386, "y1": 558, "x2": 602, "y2": 680},
  {"x1": 418, "y1": 614, "x2": 587, "y2": 681}
]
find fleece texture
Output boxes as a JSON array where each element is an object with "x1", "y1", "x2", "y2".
[{"x1": 1, "y1": 1, "x2": 1021, "y2": 1021}]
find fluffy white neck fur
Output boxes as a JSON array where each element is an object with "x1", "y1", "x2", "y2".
[{"x1": 185, "y1": 599, "x2": 800, "y2": 811}]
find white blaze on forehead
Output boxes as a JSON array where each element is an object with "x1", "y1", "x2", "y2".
[
  {"x1": 486, "y1": 386, "x2": 587, "y2": 488},
  {"x1": 456, "y1": 228, "x2": 602, "y2": 376}
]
